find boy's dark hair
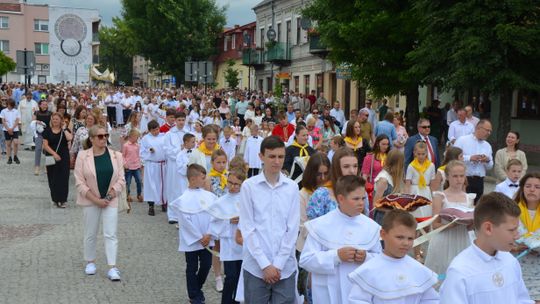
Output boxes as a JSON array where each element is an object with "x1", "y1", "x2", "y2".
[
  {"x1": 147, "y1": 120, "x2": 159, "y2": 130},
  {"x1": 382, "y1": 210, "x2": 418, "y2": 231},
  {"x1": 260, "y1": 135, "x2": 285, "y2": 154},
  {"x1": 187, "y1": 164, "x2": 206, "y2": 179},
  {"x1": 183, "y1": 133, "x2": 195, "y2": 143},
  {"x1": 474, "y1": 192, "x2": 521, "y2": 231},
  {"x1": 334, "y1": 175, "x2": 365, "y2": 198},
  {"x1": 175, "y1": 111, "x2": 186, "y2": 119},
  {"x1": 166, "y1": 109, "x2": 176, "y2": 117}
]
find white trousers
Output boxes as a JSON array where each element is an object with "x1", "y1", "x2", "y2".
[{"x1": 83, "y1": 205, "x2": 118, "y2": 266}]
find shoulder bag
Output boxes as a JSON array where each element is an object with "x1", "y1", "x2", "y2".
[{"x1": 45, "y1": 130, "x2": 63, "y2": 166}]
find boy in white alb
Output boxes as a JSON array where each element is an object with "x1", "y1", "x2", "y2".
[
  {"x1": 208, "y1": 170, "x2": 245, "y2": 304},
  {"x1": 169, "y1": 164, "x2": 218, "y2": 304},
  {"x1": 348, "y1": 210, "x2": 439, "y2": 303},
  {"x1": 440, "y1": 192, "x2": 533, "y2": 304},
  {"x1": 495, "y1": 159, "x2": 523, "y2": 199},
  {"x1": 175, "y1": 134, "x2": 196, "y2": 210},
  {"x1": 140, "y1": 120, "x2": 167, "y2": 216},
  {"x1": 219, "y1": 126, "x2": 237, "y2": 166},
  {"x1": 243, "y1": 124, "x2": 263, "y2": 177},
  {"x1": 163, "y1": 111, "x2": 188, "y2": 223},
  {"x1": 300, "y1": 175, "x2": 382, "y2": 304}
]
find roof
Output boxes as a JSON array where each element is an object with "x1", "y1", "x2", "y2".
[{"x1": 253, "y1": 0, "x2": 274, "y2": 11}]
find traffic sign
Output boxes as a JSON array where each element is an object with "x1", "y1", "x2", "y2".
[{"x1": 16, "y1": 50, "x2": 35, "y2": 75}]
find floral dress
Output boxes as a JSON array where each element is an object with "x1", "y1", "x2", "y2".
[
  {"x1": 306, "y1": 186, "x2": 337, "y2": 220},
  {"x1": 210, "y1": 176, "x2": 227, "y2": 198}
]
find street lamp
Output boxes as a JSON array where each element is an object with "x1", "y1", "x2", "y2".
[{"x1": 243, "y1": 30, "x2": 252, "y2": 93}]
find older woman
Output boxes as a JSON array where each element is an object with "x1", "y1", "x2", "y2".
[
  {"x1": 42, "y1": 112, "x2": 73, "y2": 208},
  {"x1": 494, "y1": 130, "x2": 528, "y2": 182},
  {"x1": 70, "y1": 113, "x2": 97, "y2": 165},
  {"x1": 74, "y1": 125, "x2": 125, "y2": 281}
]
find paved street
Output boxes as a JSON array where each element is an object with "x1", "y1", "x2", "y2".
[{"x1": 0, "y1": 134, "x2": 222, "y2": 304}]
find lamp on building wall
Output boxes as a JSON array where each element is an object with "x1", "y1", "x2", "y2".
[{"x1": 243, "y1": 30, "x2": 252, "y2": 92}]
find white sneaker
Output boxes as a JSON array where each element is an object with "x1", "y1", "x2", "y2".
[
  {"x1": 107, "y1": 267, "x2": 121, "y2": 281},
  {"x1": 85, "y1": 263, "x2": 96, "y2": 275},
  {"x1": 215, "y1": 275, "x2": 224, "y2": 292}
]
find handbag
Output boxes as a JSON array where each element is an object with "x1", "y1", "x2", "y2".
[{"x1": 45, "y1": 130, "x2": 63, "y2": 167}]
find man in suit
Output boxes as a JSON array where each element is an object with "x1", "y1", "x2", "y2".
[{"x1": 404, "y1": 118, "x2": 440, "y2": 169}]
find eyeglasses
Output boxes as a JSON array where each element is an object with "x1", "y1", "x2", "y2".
[
  {"x1": 95, "y1": 134, "x2": 110, "y2": 140},
  {"x1": 420, "y1": 126, "x2": 431, "y2": 129},
  {"x1": 312, "y1": 111, "x2": 319, "y2": 114},
  {"x1": 480, "y1": 127, "x2": 492, "y2": 133}
]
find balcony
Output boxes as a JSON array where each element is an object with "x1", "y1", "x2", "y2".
[
  {"x1": 242, "y1": 48, "x2": 265, "y2": 68},
  {"x1": 266, "y1": 42, "x2": 291, "y2": 65},
  {"x1": 309, "y1": 33, "x2": 330, "y2": 58}
]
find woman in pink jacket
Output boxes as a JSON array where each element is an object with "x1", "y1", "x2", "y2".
[{"x1": 74, "y1": 125, "x2": 125, "y2": 281}]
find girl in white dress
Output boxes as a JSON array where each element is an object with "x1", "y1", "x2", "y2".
[
  {"x1": 238, "y1": 118, "x2": 252, "y2": 155},
  {"x1": 432, "y1": 146, "x2": 463, "y2": 192},
  {"x1": 405, "y1": 141, "x2": 436, "y2": 217},
  {"x1": 425, "y1": 160, "x2": 474, "y2": 275}
]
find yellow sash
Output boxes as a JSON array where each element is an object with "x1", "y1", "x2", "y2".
[
  {"x1": 518, "y1": 200, "x2": 540, "y2": 236},
  {"x1": 439, "y1": 165, "x2": 446, "y2": 172},
  {"x1": 377, "y1": 153, "x2": 387, "y2": 167},
  {"x1": 411, "y1": 158, "x2": 432, "y2": 188},
  {"x1": 344, "y1": 136, "x2": 362, "y2": 151},
  {"x1": 198, "y1": 142, "x2": 220, "y2": 156},
  {"x1": 209, "y1": 168, "x2": 228, "y2": 189},
  {"x1": 291, "y1": 140, "x2": 310, "y2": 157}
]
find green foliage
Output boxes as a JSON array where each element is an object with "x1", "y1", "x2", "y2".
[
  {"x1": 0, "y1": 51, "x2": 16, "y2": 77},
  {"x1": 98, "y1": 18, "x2": 137, "y2": 85},
  {"x1": 224, "y1": 59, "x2": 239, "y2": 89},
  {"x1": 121, "y1": 0, "x2": 226, "y2": 82}
]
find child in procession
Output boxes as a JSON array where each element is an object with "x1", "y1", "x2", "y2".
[
  {"x1": 495, "y1": 159, "x2": 523, "y2": 199},
  {"x1": 140, "y1": 120, "x2": 167, "y2": 216}
]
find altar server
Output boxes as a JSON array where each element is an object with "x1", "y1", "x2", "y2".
[
  {"x1": 169, "y1": 164, "x2": 217, "y2": 304},
  {"x1": 300, "y1": 175, "x2": 382, "y2": 304},
  {"x1": 243, "y1": 124, "x2": 263, "y2": 177},
  {"x1": 494, "y1": 159, "x2": 523, "y2": 199},
  {"x1": 348, "y1": 210, "x2": 439, "y2": 303},
  {"x1": 219, "y1": 126, "x2": 237, "y2": 166},
  {"x1": 440, "y1": 192, "x2": 533, "y2": 304},
  {"x1": 140, "y1": 120, "x2": 167, "y2": 216}
]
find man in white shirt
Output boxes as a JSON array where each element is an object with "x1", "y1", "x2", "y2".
[
  {"x1": 465, "y1": 105, "x2": 480, "y2": 127},
  {"x1": 0, "y1": 99, "x2": 21, "y2": 164},
  {"x1": 448, "y1": 108, "x2": 474, "y2": 145},
  {"x1": 18, "y1": 92, "x2": 38, "y2": 148},
  {"x1": 454, "y1": 119, "x2": 493, "y2": 204},
  {"x1": 330, "y1": 101, "x2": 346, "y2": 129},
  {"x1": 440, "y1": 192, "x2": 533, "y2": 304},
  {"x1": 446, "y1": 100, "x2": 459, "y2": 126},
  {"x1": 239, "y1": 136, "x2": 300, "y2": 304}
]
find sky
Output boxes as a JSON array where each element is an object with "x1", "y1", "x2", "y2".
[{"x1": 27, "y1": 0, "x2": 260, "y2": 27}]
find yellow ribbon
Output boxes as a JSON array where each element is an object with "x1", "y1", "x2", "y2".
[
  {"x1": 291, "y1": 140, "x2": 310, "y2": 157},
  {"x1": 344, "y1": 136, "x2": 362, "y2": 151},
  {"x1": 411, "y1": 158, "x2": 432, "y2": 188},
  {"x1": 377, "y1": 153, "x2": 387, "y2": 167},
  {"x1": 439, "y1": 165, "x2": 446, "y2": 172},
  {"x1": 198, "y1": 142, "x2": 220, "y2": 156},
  {"x1": 518, "y1": 200, "x2": 540, "y2": 236},
  {"x1": 209, "y1": 168, "x2": 228, "y2": 189}
]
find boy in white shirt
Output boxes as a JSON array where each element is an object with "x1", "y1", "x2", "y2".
[
  {"x1": 0, "y1": 99, "x2": 21, "y2": 164},
  {"x1": 348, "y1": 210, "x2": 439, "y2": 304},
  {"x1": 300, "y1": 175, "x2": 382, "y2": 304},
  {"x1": 495, "y1": 159, "x2": 523, "y2": 199},
  {"x1": 243, "y1": 124, "x2": 263, "y2": 177},
  {"x1": 440, "y1": 192, "x2": 533, "y2": 304},
  {"x1": 140, "y1": 120, "x2": 167, "y2": 216},
  {"x1": 219, "y1": 126, "x2": 237, "y2": 166},
  {"x1": 239, "y1": 135, "x2": 300, "y2": 303},
  {"x1": 169, "y1": 164, "x2": 217, "y2": 304}
]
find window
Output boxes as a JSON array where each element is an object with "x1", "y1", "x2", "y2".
[
  {"x1": 304, "y1": 75, "x2": 310, "y2": 95},
  {"x1": 0, "y1": 40, "x2": 9, "y2": 53},
  {"x1": 296, "y1": 17, "x2": 301, "y2": 45},
  {"x1": 277, "y1": 23, "x2": 282, "y2": 43},
  {"x1": 515, "y1": 90, "x2": 539, "y2": 120},
  {"x1": 224, "y1": 36, "x2": 228, "y2": 51},
  {"x1": 286, "y1": 20, "x2": 291, "y2": 44},
  {"x1": 0, "y1": 16, "x2": 8, "y2": 29},
  {"x1": 260, "y1": 28, "x2": 265, "y2": 47},
  {"x1": 34, "y1": 19, "x2": 48, "y2": 32},
  {"x1": 231, "y1": 34, "x2": 236, "y2": 50},
  {"x1": 35, "y1": 43, "x2": 49, "y2": 55}
]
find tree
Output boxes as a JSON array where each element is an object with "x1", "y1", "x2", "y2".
[
  {"x1": 0, "y1": 51, "x2": 16, "y2": 82},
  {"x1": 303, "y1": 0, "x2": 423, "y2": 133},
  {"x1": 409, "y1": 0, "x2": 540, "y2": 145},
  {"x1": 121, "y1": 0, "x2": 226, "y2": 83},
  {"x1": 223, "y1": 59, "x2": 239, "y2": 89},
  {"x1": 98, "y1": 18, "x2": 136, "y2": 85}
]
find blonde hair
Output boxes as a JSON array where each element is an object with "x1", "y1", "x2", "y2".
[{"x1": 384, "y1": 149, "x2": 405, "y2": 193}]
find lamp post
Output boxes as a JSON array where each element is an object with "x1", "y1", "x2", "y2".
[{"x1": 243, "y1": 30, "x2": 252, "y2": 93}]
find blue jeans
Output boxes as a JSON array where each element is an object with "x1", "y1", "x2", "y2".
[
  {"x1": 185, "y1": 249, "x2": 212, "y2": 303},
  {"x1": 125, "y1": 169, "x2": 142, "y2": 196}
]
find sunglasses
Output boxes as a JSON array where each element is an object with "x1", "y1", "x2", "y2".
[
  {"x1": 312, "y1": 111, "x2": 319, "y2": 114},
  {"x1": 95, "y1": 133, "x2": 110, "y2": 140},
  {"x1": 420, "y1": 126, "x2": 431, "y2": 129}
]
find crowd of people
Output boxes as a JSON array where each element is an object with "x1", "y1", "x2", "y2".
[{"x1": 0, "y1": 81, "x2": 539, "y2": 304}]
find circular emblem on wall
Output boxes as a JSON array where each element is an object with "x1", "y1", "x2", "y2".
[{"x1": 54, "y1": 14, "x2": 87, "y2": 57}]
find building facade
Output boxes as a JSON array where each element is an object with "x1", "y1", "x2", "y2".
[
  {"x1": 0, "y1": 0, "x2": 99, "y2": 84},
  {"x1": 132, "y1": 55, "x2": 174, "y2": 88}
]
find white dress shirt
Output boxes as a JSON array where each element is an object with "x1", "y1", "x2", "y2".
[
  {"x1": 0, "y1": 108, "x2": 21, "y2": 131},
  {"x1": 448, "y1": 120, "x2": 474, "y2": 142},
  {"x1": 219, "y1": 136, "x2": 237, "y2": 164},
  {"x1": 330, "y1": 108, "x2": 346, "y2": 127},
  {"x1": 239, "y1": 172, "x2": 300, "y2": 280},
  {"x1": 454, "y1": 134, "x2": 493, "y2": 177},
  {"x1": 467, "y1": 116, "x2": 480, "y2": 128},
  {"x1": 440, "y1": 243, "x2": 533, "y2": 304},
  {"x1": 494, "y1": 178, "x2": 520, "y2": 200}
]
